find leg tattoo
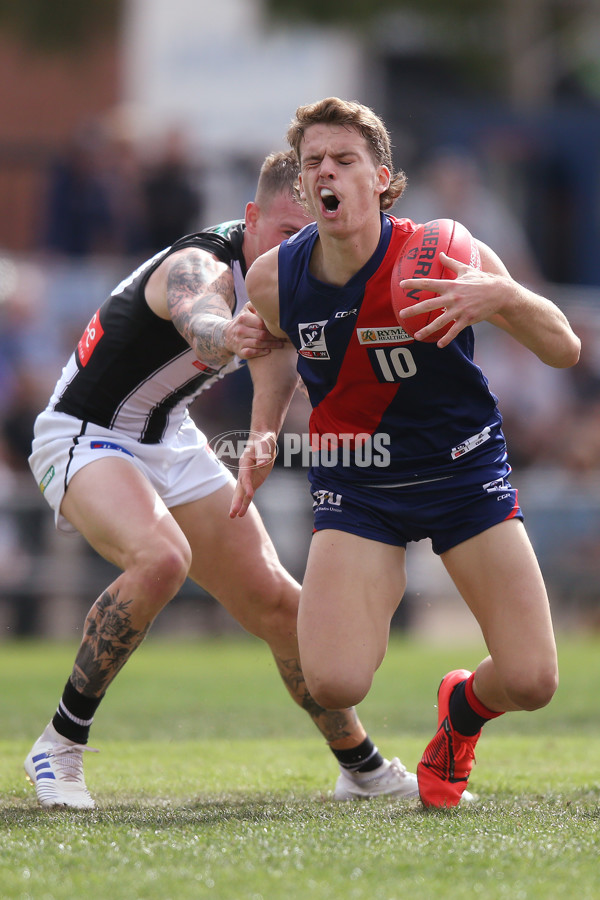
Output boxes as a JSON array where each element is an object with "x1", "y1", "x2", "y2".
[
  {"x1": 273, "y1": 654, "x2": 360, "y2": 743},
  {"x1": 71, "y1": 589, "x2": 150, "y2": 697}
]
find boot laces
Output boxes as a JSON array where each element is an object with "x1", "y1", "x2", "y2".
[{"x1": 49, "y1": 743, "x2": 98, "y2": 783}]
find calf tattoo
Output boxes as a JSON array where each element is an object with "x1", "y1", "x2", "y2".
[
  {"x1": 274, "y1": 654, "x2": 357, "y2": 743},
  {"x1": 71, "y1": 589, "x2": 150, "y2": 697}
]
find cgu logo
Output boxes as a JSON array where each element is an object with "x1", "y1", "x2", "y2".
[{"x1": 312, "y1": 490, "x2": 342, "y2": 508}]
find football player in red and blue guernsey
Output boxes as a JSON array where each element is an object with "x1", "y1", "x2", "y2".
[{"x1": 231, "y1": 97, "x2": 581, "y2": 808}]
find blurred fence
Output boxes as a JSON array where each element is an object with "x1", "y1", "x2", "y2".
[{"x1": 1, "y1": 254, "x2": 599, "y2": 639}]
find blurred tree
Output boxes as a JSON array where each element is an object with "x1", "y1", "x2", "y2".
[
  {"x1": 265, "y1": 0, "x2": 504, "y2": 93},
  {"x1": 265, "y1": 0, "x2": 485, "y2": 21},
  {"x1": 266, "y1": 0, "x2": 600, "y2": 107},
  {"x1": 0, "y1": 0, "x2": 121, "y2": 52},
  {"x1": 265, "y1": 0, "x2": 596, "y2": 26}
]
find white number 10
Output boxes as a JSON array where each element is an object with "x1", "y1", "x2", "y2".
[{"x1": 373, "y1": 347, "x2": 417, "y2": 381}]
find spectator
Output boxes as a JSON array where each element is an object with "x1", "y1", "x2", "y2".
[
  {"x1": 142, "y1": 127, "x2": 204, "y2": 253},
  {"x1": 41, "y1": 122, "x2": 114, "y2": 257},
  {"x1": 41, "y1": 111, "x2": 148, "y2": 258},
  {"x1": 404, "y1": 148, "x2": 542, "y2": 286}
]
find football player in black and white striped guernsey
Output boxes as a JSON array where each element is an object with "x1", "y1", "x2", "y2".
[{"x1": 25, "y1": 151, "x2": 420, "y2": 809}]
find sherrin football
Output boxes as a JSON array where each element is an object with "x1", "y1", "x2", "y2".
[{"x1": 391, "y1": 218, "x2": 481, "y2": 343}]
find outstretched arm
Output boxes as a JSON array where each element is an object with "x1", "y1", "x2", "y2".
[
  {"x1": 229, "y1": 247, "x2": 298, "y2": 518},
  {"x1": 229, "y1": 343, "x2": 300, "y2": 519},
  {"x1": 146, "y1": 246, "x2": 284, "y2": 367},
  {"x1": 400, "y1": 241, "x2": 581, "y2": 367}
]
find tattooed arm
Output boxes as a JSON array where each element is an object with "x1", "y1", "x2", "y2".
[{"x1": 145, "y1": 246, "x2": 284, "y2": 367}]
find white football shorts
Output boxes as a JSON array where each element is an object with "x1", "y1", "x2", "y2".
[{"x1": 29, "y1": 410, "x2": 233, "y2": 533}]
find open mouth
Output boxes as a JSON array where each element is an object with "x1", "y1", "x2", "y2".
[{"x1": 320, "y1": 187, "x2": 340, "y2": 213}]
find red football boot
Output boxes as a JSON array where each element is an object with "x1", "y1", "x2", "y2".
[{"x1": 417, "y1": 669, "x2": 479, "y2": 809}]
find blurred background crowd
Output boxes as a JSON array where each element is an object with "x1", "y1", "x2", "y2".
[{"x1": 1, "y1": 0, "x2": 600, "y2": 639}]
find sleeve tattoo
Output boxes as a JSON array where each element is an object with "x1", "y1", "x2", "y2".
[{"x1": 166, "y1": 250, "x2": 236, "y2": 369}]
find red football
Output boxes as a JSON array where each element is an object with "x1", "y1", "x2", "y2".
[{"x1": 391, "y1": 218, "x2": 481, "y2": 343}]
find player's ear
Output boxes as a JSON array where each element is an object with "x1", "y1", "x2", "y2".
[
  {"x1": 297, "y1": 173, "x2": 306, "y2": 201},
  {"x1": 245, "y1": 201, "x2": 260, "y2": 233},
  {"x1": 375, "y1": 165, "x2": 391, "y2": 196}
]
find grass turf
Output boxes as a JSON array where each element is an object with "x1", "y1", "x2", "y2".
[{"x1": 1, "y1": 634, "x2": 599, "y2": 899}]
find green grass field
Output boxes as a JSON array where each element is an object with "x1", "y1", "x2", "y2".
[{"x1": 1, "y1": 634, "x2": 599, "y2": 899}]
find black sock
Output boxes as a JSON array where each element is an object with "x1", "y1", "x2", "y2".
[
  {"x1": 448, "y1": 679, "x2": 488, "y2": 736},
  {"x1": 331, "y1": 736, "x2": 384, "y2": 774},
  {"x1": 52, "y1": 679, "x2": 104, "y2": 744}
]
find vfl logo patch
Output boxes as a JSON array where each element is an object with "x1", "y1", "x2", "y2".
[
  {"x1": 357, "y1": 326, "x2": 413, "y2": 345},
  {"x1": 451, "y1": 426, "x2": 491, "y2": 460},
  {"x1": 39, "y1": 465, "x2": 55, "y2": 494},
  {"x1": 90, "y1": 441, "x2": 134, "y2": 457},
  {"x1": 298, "y1": 320, "x2": 329, "y2": 359},
  {"x1": 483, "y1": 476, "x2": 508, "y2": 493}
]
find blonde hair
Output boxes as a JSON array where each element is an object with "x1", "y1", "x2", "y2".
[
  {"x1": 255, "y1": 150, "x2": 299, "y2": 208},
  {"x1": 286, "y1": 97, "x2": 407, "y2": 210}
]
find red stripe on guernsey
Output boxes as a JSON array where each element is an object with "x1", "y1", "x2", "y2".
[
  {"x1": 310, "y1": 224, "x2": 411, "y2": 443},
  {"x1": 504, "y1": 489, "x2": 520, "y2": 520}
]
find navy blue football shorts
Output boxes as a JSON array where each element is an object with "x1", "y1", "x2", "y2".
[{"x1": 309, "y1": 454, "x2": 523, "y2": 556}]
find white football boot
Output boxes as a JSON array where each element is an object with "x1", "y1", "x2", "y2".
[
  {"x1": 334, "y1": 757, "x2": 419, "y2": 800},
  {"x1": 334, "y1": 756, "x2": 474, "y2": 803},
  {"x1": 24, "y1": 723, "x2": 97, "y2": 809}
]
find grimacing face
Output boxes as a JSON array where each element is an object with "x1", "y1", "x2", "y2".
[{"x1": 297, "y1": 124, "x2": 390, "y2": 234}]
